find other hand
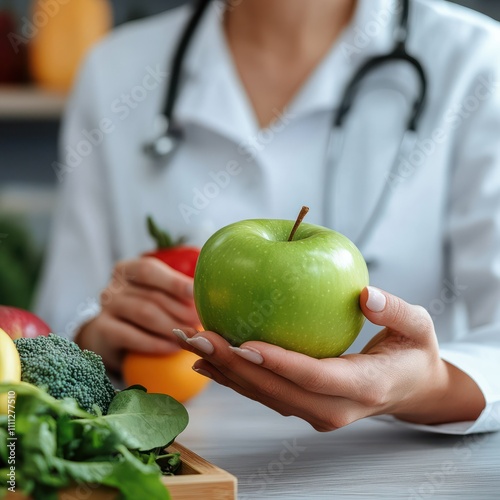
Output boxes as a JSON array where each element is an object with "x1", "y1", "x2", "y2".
[{"x1": 76, "y1": 257, "x2": 199, "y2": 372}]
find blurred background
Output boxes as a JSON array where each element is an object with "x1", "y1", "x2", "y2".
[{"x1": 0, "y1": 0, "x2": 499, "y2": 309}]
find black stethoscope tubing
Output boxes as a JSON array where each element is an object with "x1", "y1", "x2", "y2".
[
  {"x1": 323, "y1": 0, "x2": 427, "y2": 252},
  {"x1": 334, "y1": 0, "x2": 426, "y2": 131},
  {"x1": 143, "y1": 0, "x2": 212, "y2": 158},
  {"x1": 144, "y1": 0, "x2": 428, "y2": 253},
  {"x1": 145, "y1": 0, "x2": 427, "y2": 156}
]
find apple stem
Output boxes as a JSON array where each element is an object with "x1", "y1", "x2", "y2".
[{"x1": 288, "y1": 206, "x2": 309, "y2": 242}]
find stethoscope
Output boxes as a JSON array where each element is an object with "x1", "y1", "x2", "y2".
[{"x1": 144, "y1": 0, "x2": 427, "y2": 252}]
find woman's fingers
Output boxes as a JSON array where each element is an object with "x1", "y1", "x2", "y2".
[
  {"x1": 360, "y1": 286, "x2": 435, "y2": 345},
  {"x1": 103, "y1": 315, "x2": 179, "y2": 354},
  {"x1": 192, "y1": 358, "x2": 318, "y2": 422},
  {"x1": 114, "y1": 257, "x2": 194, "y2": 302},
  {"x1": 231, "y1": 341, "x2": 362, "y2": 398},
  {"x1": 177, "y1": 328, "x2": 379, "y2": 406},
  {"x1": 83, "y1": 315, "x2": 180, "y2": 372},
  {"x1": 192, "y1": 357, "x2": 363, "y2": 432},
  {"x1": 102, "y1": 258, "x2": 200, "y2": 338},
  {"x1": 112, "y1": 286, "x2": 199, "y2": 327},
  {"x1": 234, "y1": 340, "x2": 395, "y2": 408},
  {"x1": 176, "y1": 329, "x2": 368, "y2": 430}
]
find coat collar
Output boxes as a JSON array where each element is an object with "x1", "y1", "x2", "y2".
[{"x1": 174, "y1": 0, "x2": 400, "y2": 143}]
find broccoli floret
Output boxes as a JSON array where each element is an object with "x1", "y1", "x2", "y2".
[{"x1": 14, "y1": 334, "x2": 116, "y2": 415}]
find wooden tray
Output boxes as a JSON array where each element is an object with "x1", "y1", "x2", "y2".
[{"x1": 7, "y1": 442, "x2": 237, "y2": 500}]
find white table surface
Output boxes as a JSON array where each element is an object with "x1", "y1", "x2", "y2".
[{"x1": 178, "y1": 381, "x2": 500, "y2": 500}]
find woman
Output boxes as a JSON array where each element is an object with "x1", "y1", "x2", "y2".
[{"x1": 36, "y1": 0, "x2": 500, "y2": 434}]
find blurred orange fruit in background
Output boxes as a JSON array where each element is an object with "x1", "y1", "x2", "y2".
[
  {"x1": 29, "y1": 0, "x2": 112, "y2": 91},
  {"x1": 122, "y1": 350, "x2": 211, "y2": 403}
]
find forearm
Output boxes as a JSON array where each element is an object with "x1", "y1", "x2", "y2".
[{"x1": 393, "y1": 360, "x2": 485, "y2": 426}]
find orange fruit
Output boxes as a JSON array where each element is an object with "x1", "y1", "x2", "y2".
[{"x1": 122, "y1": 350, "x2": 210, "y2": 403}]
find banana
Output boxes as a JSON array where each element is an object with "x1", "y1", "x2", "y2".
[{"x1": 0, "y1": 327, "x2": 21, "y2": 414}]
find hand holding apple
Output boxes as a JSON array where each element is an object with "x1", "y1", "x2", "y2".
[{"x1": 175, "y1": 287, "x2": 486, "y2": 430}]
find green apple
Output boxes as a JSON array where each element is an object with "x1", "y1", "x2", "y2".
[{"x1": 193, "y1": 213, "x2": 369, "y2": 358}]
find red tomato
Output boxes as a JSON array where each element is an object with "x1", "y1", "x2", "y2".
[
  {"x1": 143, "y1": 247, "x2": 199, "y2": 277},
  {"x1": 143, "y1": 216, "x2": 200, "y2": 277},
  {"x1": 123, "y1": 216, "x2": 205, "y2": 403}
]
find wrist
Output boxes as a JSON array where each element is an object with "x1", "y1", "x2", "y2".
[
  {"x1": 392, "y1": 360, "x2": 485, "y2": 425},
  {"x1": 75, "y1": 317, "x2": 122, "y2": 375},
  {"x1": 74, "y1": 318, "x2": 98, "y2": 351}
]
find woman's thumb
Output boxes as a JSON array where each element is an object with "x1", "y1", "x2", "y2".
[{"x1": 360, "y1": 286, "x2": 433, "y2": 339}]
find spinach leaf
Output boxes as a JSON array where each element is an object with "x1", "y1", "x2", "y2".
[
  {"x1": 63, "y1": 420, "x2": 123, "y2": 461},
  {"x1": 52, "y1": 446, "x2": 170, "y2": 500},
  {"x1": 93, "y1": 389, "x2": 189, "y2": 451},
  {"x1": 23, "y1": 417, "x2": 57, "y2": 459},
  {"x1": 0, "y1": 382, "x2": 92, "y2": 419}
]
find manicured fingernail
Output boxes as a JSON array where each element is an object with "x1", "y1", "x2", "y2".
[
  {"x1": 229, "y1": 346, "x2": 264, "y2": 365},
  {"x1": 172, "y1": 328, "x2": 189, "y2": 342},
  {"x1": 192, "y1": 366, "x2": 213, "y2": 379},
  {"x1": 366, "y1": 286, "x2": 386, "y2": 312},
  {"x1": 186, "y1": 336, "x2": 214, "y2": 355}
]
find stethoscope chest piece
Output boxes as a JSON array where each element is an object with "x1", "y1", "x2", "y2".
[{"x1": 143, "y1": 115, "x2": 183, "y2": 160}]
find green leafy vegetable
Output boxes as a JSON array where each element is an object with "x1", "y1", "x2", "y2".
[
  {"x1": 91, "y1": 388, "x2": 189, "y2": 451},
  {"x1": 0, "y1": 382, "x2": 189, "y2": 499}
]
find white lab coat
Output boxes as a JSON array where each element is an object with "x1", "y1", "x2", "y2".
[{"x1": 36, "y1": 0, "x2": 500, "y2": 434}]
